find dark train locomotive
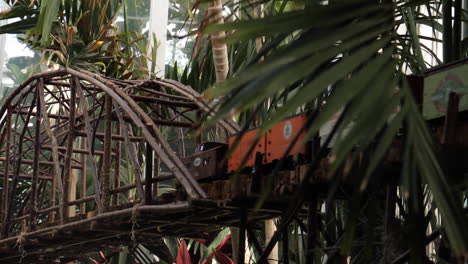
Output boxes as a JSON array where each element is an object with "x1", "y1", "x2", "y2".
[{"x1": 182, "y1": 114, "x2": 309, "y2": 180}]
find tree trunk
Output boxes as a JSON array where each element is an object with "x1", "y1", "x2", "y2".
[
  {"x1": 207, "y1": 0, "x2": 236, "y2": 260},
  {"x1": 208, "y1": 0, "x2": 229, "y2": 82}
]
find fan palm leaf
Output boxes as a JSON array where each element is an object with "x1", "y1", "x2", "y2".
[{"x1": 203, "y1": 0, "x2": 468, "y2": 255}]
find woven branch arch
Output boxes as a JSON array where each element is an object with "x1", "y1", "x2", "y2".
[{"x1": 0, "y1": 68, "x2": 239, "y2": 234}]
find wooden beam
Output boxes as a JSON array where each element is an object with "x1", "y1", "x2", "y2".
[
  {"x1": 101, "y1": 95, "x2": 112, "y2": 212},
  {"x1": 113, "y1": 103, "x2": 144, "y2": 200},
  {"x1": 0, "y1": 157, "x2": 83, "y2": 169},
  {"x1": 38, "y1": 78, "x2": 65, "y2": 226},
  {"x1": 145, "y1": 144, "x2": 153, "y2": 204},
  {"x1": 0, "y1": 172, "x2": 53, "y2": 181},
  {"x1": 75, "y1": 77, "x2": 102, "y2": 215},
  {"x1": 73, "y1": 130, "x2": 144, "y2": 142},
  {"x1": 113, "y1": 123, "x2": 121, "y2": 206},
  {"x1": 8, "y1": 93, "x2": 37, "y2": 231},
  {"x1": 41, "y1": 145, "x2": 115, "y2": 156},
  {"x1": 13, "y1": 109, "x2": 195, "y2": 128},
  {"x1": 80, "y1": 138, "x2": 87, "y2": 214},
  {"x1": 29, "y1": 88, "x2": 42, "y2": 230}
]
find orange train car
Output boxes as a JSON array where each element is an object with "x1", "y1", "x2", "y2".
[
  {"x1": 183, "y1": 114, "x2": 309, "y2": 180},
  {"x1": 227, "y1": 128, "x2": 266, "y2": 173},
  {"x1": 228, "y1": 114, "x2": 308, "y2": 173}
]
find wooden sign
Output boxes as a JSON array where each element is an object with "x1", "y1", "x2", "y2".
[{"x1": 423, "y1": 61, "x2": 468, "y2": 119}]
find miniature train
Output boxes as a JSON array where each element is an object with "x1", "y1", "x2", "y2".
[
  {"x1": 182, "y1": 114, "x2": 309, "y2": 180},
  {"x1": 185, "y1": 58, "x2": 468, "y2": 180}
]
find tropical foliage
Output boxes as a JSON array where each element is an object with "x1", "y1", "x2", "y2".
[
  {"x1": 0, "y1": 0, "x2": 467, "y2": 263},
  {"x1": 0, "y1": 0, "x2": 155, "y2": 78},
  {"x1": 202, "y1": 0, "x2": 468, "y2": 262}
]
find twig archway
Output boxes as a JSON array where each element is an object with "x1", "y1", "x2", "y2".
[{"x1": 0, "y1": 67, "x2": 239, "y2": 238}]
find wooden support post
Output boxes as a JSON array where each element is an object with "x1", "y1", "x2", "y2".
[
  {"x1": 178, "y1": 127, "x2": 186, "y2": 157},
  {"x1": 306, "y1": 189, "x2": 318, "y2": 264},
  {"x1": 38, "y1": 181, "x2": 46, "y2": 211},
  {"x1": 443, "y1": 0, "x2": 453, "y2": 62},
  {"x1": 63, "y1": 79, "x2": 77, "y2": 219},
  {"x1": 409, "y1": 177, "x2": 431, "y2": 263},
  {"x1": 153, "y1": 154, "x2": 160, "y2": 198},
  {"x1": 102, "y1": 95, "x2": 113, "y2": 212},
  {"x1": 113, "y1": 123, "x2": 121, "y2": 206},
  {"x1": 38, "y1": 78, "x2": 65, "y2": 225},
  {"x1": 145, "y1": 143, "x2": 153, "y2": 204},
  {"x1": 152, "y1": 104, "x2": 161, "y2": 198},
  {"x1": 238, "y1": 208, "x2": 248, "y2": 264},
  {"x1": 454, "y1": 0, "x2": 462, "y2": 60},
  {"x1": 75, "y1": 77, "x2": 102, "y2": 214},
  {"x1": 251, "y1": 152, "x2": 263, "y2": 194},
  {"x1": 50, "y1": 169, "x2": 57, "y2": 223},
  {"x1": 196, "y1": 111, "x2": 202, "y2": 145},
  {"x1": 80, "y1": 138, "x2": 87, "y2": 214},
  {"x1": 68, "y1": 171, "x2": 77, "y2": 217},
  {"x1": 1, "y1": 105, "x2": 12, "y2": 238},
  {"x1": 282, "y1": 224, "x2": 289, "y2": 264},
  {"x1": 8, "y1": 92, "x2": 37, "y2": 228},
  {"x1": 112, "y1": 101, "x2": 145, "y2": 200},
  {"x1": 442, "y1": 92, "x2": 460, "y2": 145},
  {"x1": 30, "y1": 88, "x2": 41, "y2": 230}
]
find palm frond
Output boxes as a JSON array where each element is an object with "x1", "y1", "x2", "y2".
[{"x1": 203, "y1": 0, "x2": 468, "y2": 255}]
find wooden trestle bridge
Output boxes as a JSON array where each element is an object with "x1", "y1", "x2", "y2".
[{"x1": 0, "y1": 68, "x2": 313, "y2": 263}]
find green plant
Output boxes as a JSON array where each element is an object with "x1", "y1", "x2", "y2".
[
  {"x1": 201, "y1": 0, "x2": 468, "y2": 262},
  {"x1": 0, "y1": 0, "x2": 154, "y2": 78}
]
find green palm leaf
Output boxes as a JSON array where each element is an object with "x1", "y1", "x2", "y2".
[{"x1": 204, "y1": 0, "x2": 468, "y2": 255}]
